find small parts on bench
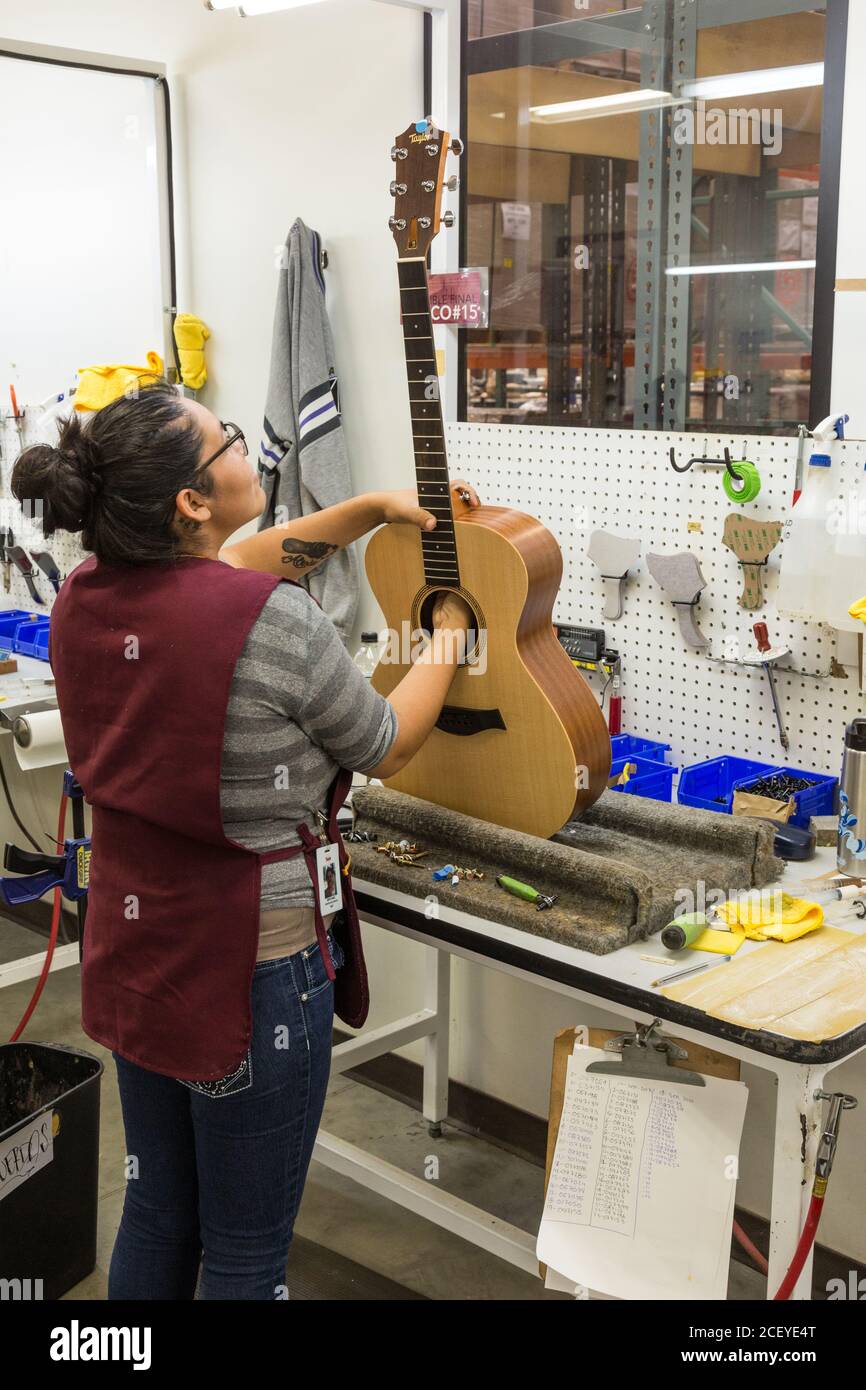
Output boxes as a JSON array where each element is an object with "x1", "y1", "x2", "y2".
[
  {"x1": 345, "y1": 829, "x2": 378, "y2": 843},
  {"x1": 722, "y1": 514, "x2": 783, "y2": 610},
  {"x1": 586, "y1": 531, "x2": 641, "y2": 621},
  {"x1": 375, "y1": 838, "x2": 428, "y2": 865},
  {"x1": 646, "y1": 551, "x2": 709, "y2": 648},
  {"x1": 496, "y1": 874, "x2": 556, "y2": 911},
  {"x1": 432, "y1": 863, "x2": 485, "y2": 885}
]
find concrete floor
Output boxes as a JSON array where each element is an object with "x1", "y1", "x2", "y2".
[{"x1": 1, "y1": 917, "x2": 765, "y2": 1301}]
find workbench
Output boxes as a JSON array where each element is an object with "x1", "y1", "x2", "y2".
[{"x1": 313, "y1": 846, "x2": 866, "y2": 1301}]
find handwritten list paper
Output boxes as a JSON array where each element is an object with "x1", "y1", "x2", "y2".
[{"x1": 537, "y1": 1045, "x2": 747, "y2": 1300}]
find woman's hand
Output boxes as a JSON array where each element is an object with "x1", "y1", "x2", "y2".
[
  {"x1": 432, "y1": 590, "x2": 474, "y2": 635},
  {"x1": 378, "y1": 478, "x2": 481, "y2": 531}
]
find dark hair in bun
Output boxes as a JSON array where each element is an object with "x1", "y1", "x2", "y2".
[{"x1": 11, "y1": 378, "x2": 211, "y2": 566}]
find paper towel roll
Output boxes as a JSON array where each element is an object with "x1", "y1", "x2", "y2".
[{"x1": 12, "y1": 710, "x2": 67, "y2": 771}]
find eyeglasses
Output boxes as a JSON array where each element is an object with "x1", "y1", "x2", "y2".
[{"x1": 199, "y1": 421, "x2": 248, "y2": 471}]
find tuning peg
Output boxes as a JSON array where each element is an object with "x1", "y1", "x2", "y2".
[
  {"x1": 442, "y1": 211, "x2": 455, "y2": 228},
  {"x1": 425, "y1": 143, "x2": 440, "y2": 157},
  {"x1": 391, "y1": 145, "x2": 408, "y2": 161},
  {"x1": 418, "y1": 217, "x2": 431, "y2": 229},
  {"x1": 389, "y1": 216, "x2": 407, "y2": 231},
  {"x1": 450, "y1": 137, "x2": 464, "y2": 156},
  {"x1": 421, "y1": 179, "x2": 435, "y2": 193},
  {"x1": 390, "y1": 181, "x2": 407, "y2": 196},
  {"x1": 445, "y1": 175, "x2": 460, "y2": 192}
]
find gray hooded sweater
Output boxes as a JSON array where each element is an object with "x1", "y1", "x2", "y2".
[{"x1": 257, "y1": 218, "x2": 360, "y2": 643}]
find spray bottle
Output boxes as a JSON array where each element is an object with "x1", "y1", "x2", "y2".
[{"x1": 776, "y1": 413, "x2": 855, "y2": 627}]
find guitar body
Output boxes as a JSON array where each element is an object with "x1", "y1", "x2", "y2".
[{"x1": 365, "y1": 496, "x2": 611, "y2": 839}]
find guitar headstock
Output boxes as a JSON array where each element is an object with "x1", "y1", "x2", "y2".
[{"x1": 389, "y1": 116, "x2": 462, "y2": 260}]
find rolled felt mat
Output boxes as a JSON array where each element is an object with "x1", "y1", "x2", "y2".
[{"x1": 723, "y1": 460, "x2": 762, "y2": 504}]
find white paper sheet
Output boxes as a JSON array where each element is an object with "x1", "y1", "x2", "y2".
[{"x1": 537, "y1": 1045, "x2": 748, "y2": 1301}]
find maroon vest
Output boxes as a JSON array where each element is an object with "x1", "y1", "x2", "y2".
[{"x1": 49, "y1": 554, "x2": 368, "y2": 1080}]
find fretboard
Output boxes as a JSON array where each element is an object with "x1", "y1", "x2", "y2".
[{"x1": 398, "y1": 258, "x2": 459, "y2": 588}]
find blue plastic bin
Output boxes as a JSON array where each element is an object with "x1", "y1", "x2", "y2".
[
  {"x1": 0, "y1": 610, "x2": 37, "y2": 643},
  {"x1": 610, "y1": 734, "x2": 672, "y2": 764},
  {"x1": 609, "y1": 755, "x2": 677, "y2": 802},
  {"x1": 732, "y1": 766, "x2": 838, "y2": 828},
  {"x1": 33, "y1": 626, "x2": 51, "y2": 661},
  {"x1": 13, "y1": 619, "x2": 51, "y2": 659},
  {"x1": 678, "y1": 756, "x2": 777, "y2": 815}
]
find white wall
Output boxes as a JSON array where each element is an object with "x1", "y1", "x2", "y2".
[{"x1": 2, "y1": 0, "x2": 866, "y2": 1271}]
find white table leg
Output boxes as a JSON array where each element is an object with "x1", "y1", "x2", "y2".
[
  {"x1": 767, "y1": 1065, "x2": 824, "y2": 1300},
  {"x1": 423, "y1": 944, "x2": 451, "y2": 1136}
]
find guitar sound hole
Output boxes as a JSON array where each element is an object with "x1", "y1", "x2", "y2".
[{"x1": 419, "y1": 589, "x2": 480, "y2": 666}]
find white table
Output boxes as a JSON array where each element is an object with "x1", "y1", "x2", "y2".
[{"x1": 314, "y1": 848, "x2": 866, "y2": 1300}]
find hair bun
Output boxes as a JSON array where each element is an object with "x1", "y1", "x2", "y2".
[
  {"x1": 59, "y1": 426, "x2": 103, "y2": 484},
  {"x1": 10, "y1": 411, "x2": 101, "y2": 535}
]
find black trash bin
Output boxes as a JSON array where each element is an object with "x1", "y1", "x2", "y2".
[{"x1": 0, "y1": 1041, "x2": 104, "y2": 1301}]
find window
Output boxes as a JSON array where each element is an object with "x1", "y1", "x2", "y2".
[{"x1": 460, "y1": 0, "x2": 845, "y2": 433}]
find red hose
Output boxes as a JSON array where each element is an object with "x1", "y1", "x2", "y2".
[
  {"x1": 773, "y1": 1193, "x2": 824, "y2": 1300},
  {"x1": 733, "y1": 1218, "x2": 769, "y2": 1277},
  {"x1": 8, "y1": 792, "x2": 68, "y2": 1041}
]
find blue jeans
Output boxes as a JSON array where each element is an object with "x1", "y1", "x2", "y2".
[{"x1": 108, "y1": 931, "x2": 344, "y2": 1300}]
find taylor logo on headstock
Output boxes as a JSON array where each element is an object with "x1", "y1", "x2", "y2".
[{"x1": 389, "y1": 116, "x2": 463, "y2": 261}]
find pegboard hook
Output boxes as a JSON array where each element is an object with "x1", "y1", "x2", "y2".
[{"x1": 669, "y1": 446, "x2": 738, "y2": 481}]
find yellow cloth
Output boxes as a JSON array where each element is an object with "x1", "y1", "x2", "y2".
[
  {"x1": 850, "y1": 596, "x2": 866, "y2": 624},
  {"x1": 715, "y1": 891, "x2": 823, "y2": 942},
  {"x1": 173, "y1": 313, "x2": 210, "y2": 390},
  {"x1": 75, "y1": 353, "x2": 164, "y2": 411},
  {"x1": 687, "y1": 925, "x2": 746, "y2": 955}
]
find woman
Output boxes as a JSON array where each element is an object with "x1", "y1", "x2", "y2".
[{"x1": 12, "y1": 379, "x2": 475, "y2": 1301}]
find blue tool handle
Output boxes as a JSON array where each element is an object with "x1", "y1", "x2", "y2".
[{"x1": 0, "y1": 869, "x2": 61, "y2": 905}]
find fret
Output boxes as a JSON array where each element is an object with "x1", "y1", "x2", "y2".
[{"x1": 397, "y1": 258, "x2": 458, "y2": 588}]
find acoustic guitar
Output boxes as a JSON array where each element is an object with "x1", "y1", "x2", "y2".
[{"x1": 365, "y1": 118, "x2": 611, "y2": 839}]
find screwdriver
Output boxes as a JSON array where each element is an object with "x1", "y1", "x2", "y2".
[{"x1": 496, "y1": 875, "x2": 556, "y2": 911}]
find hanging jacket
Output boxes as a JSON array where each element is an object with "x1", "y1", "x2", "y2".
[
  {"x1": 49, "y1": 556, "x2": 369, "y2": 1080},
  {"x1": 258, "y1": 218, "x2": 360, "y2": 645}
]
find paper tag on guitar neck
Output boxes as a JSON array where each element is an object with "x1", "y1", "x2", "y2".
[{"x1": 315, "y1": 842, "x2": 343, "y2": 915}]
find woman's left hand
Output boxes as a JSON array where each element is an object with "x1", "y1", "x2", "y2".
[{"x1": 379, "y1": 480, "x2": 481, "y2": 531}]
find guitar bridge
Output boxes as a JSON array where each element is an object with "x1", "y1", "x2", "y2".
[{"x1": 435, "y1": 705, "x2": 506, "y2": 737}]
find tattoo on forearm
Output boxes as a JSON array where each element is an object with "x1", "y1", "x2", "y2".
[{"x1": 280, "y1": 537, "x2": 338, "y2": 571}]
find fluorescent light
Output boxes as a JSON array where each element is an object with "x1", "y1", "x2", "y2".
[
  {"x1": 666, "y1": 259, "x2": 816, "y2": 277},
  {"x1": 206, "y1": 0, "x2": 327, "y2": 11},
  {"x1": 680, "y1": 63, "x2": 824, "y2": 101},
  {"x1": 530, "y1": 88, "x2": 676, "y2": 124},
  {"x1": 240, "y1": 0, "x2": 326, "y2": 10}
]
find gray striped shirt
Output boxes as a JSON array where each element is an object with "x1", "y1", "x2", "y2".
[{"x1": 221, "y1": 581, "x2": 397, "y2": 908}]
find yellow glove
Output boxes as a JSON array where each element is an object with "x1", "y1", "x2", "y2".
[{"x1": 173, "y1": 313, "x2": 211, "y2": 390}]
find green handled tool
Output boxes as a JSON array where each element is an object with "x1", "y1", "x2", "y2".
[{"x1": 496, "y1": 875, "x2": 556, "y2": 911}]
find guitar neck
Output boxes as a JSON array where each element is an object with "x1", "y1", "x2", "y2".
[{"x1": 398, "y1": 258, "x2": 460, "y2": 589}]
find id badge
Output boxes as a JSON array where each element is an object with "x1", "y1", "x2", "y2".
[{"x1": 315, "y1": 841, "x2": 343, "y2": 915}]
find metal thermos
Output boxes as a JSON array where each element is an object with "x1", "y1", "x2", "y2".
[{"x1": 838, "y1": 719, "x2": 866, "y2": 875}]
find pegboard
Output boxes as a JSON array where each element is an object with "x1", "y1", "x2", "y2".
[
  {"x1": 446, "y1": 422, "x2": 865, "y2": 781},
  {"x1": 2, "y1": 404, "x2": 863, "y2": 781}
]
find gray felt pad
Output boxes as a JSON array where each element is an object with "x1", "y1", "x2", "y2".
[{"x1": 348, "y1": 786, "x2": 781, "y2": 956}]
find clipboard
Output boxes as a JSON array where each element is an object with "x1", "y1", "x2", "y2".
[{"x1": 540, "y1": 1022, "x2": 740, "y2": 1281}]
